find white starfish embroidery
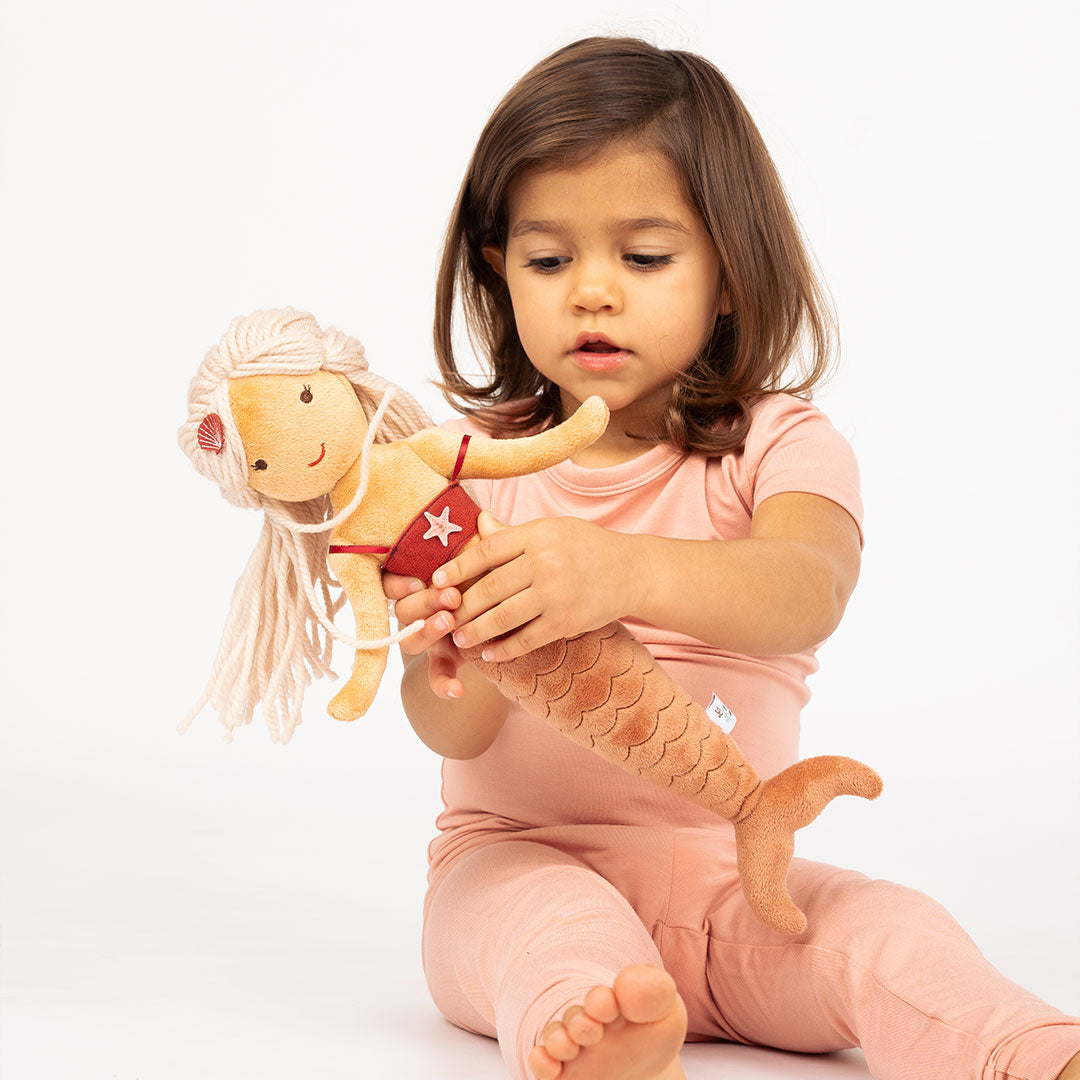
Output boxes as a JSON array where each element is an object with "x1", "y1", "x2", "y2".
[{"x1": 422, "y1": 505, "x2": 463, "y2": 547}]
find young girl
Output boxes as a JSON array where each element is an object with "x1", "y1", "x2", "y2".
[{"x1": 383, "y1": 37, "x2": 1080, "y2": 1080}]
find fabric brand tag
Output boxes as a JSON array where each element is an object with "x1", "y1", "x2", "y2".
[{"x1": 705, "y1": 693, "x2": 737, "y2": 733}]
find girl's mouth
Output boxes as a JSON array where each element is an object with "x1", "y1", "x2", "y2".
[
  {"x1": 571, "y1": 344, "x2": 630, "y2": 371},
  {"x1": 571, "y1": 332, "x2": 629, "y2": 371},
  {"x1": 308, "y1": 443, "x2": 326, "y2": 467}
]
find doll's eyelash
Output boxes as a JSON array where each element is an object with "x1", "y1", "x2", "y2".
[
  {"x1": 252, "y1": 460, "x2": 268, "y2": 470},
  {"x1": 522, "y1": 254, "x2": 674, "y2": 274}
]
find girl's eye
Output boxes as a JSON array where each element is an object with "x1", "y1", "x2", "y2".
[
  {"x1": 523, "y1": 256, "x2": 569, "y2": 274},
  {"x1": 253, "y1": 459, "x2": 268, "y2": 471},
  {"x1": 625, "y1": 254, "x2": 674, "y2": 271},
  {"x1": 522, "y1": 254, "x2": 674, "y2": 274},
  {"x1": 300, "y1": 385, "x2": 313, "y2": 403}
]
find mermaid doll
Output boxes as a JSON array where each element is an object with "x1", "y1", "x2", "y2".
[{"x1": 179, "y1": 307, "x2": 881, "y2": 934}]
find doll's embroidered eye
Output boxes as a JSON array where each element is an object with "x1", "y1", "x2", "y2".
[
  {"x1": 253, "y1": 459, "x2": 268, "y2": 471},
  {"x1": 300, "y1": 385, "x2": 313, "y2": 403}
]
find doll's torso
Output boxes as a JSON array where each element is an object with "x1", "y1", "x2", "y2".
[
  {"x1": 329, "y1": 441, "x2": 453, "y2": 549},
  {"x1": 327, "y1": 434, "x2": 487, "y2": 585}
]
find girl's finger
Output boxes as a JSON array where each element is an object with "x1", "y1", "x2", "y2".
[
  {"x1": 432, "y1": 527, "x2": 524, "y2": 588},
  {"x1": 476, "y1": 509, "x2": 507, "y2": 537},
  {"x1": 427, "y1": 643, "x2": 464, "y2": 699},
  {"x1": 399, "y1": 609, "x2": 458, "y2": 657},
  {"x1": 452, "y1": 591, "x2": 543, "y2": 653},
  {"x1": 476, "y1": 616, "x2": 556, "y2": 663},
  {"x1": 394, "y1": 586, "x2": 461, "y2": 627},
  {"x1": 453, "y1": 555, "x2": 533, "y2": 626},
  {"x1": 382, "y1": 573, "x2": 426, "y2": 600}
]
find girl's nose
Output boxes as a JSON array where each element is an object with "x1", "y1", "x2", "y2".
[{"x1": 568, "y1": 260, "x2": 622, "y2": 314}]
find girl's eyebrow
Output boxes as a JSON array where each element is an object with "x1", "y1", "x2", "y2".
[{"x1": 509, "y1": 215, "x2": 691, "y2": 239}]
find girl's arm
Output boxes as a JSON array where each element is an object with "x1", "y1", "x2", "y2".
[
  {"x1": 431, "y1": 492, "x2": 860, "y2": 661},
  {"x1": 400, "y1": 651, "x2": 510, "y2": 759},
  {"x1": 384, "y1": 570, "x2": 510, "y2": 758},
  {"x1": 631, "y1": 491, "x2": 861, "y2": 655}
]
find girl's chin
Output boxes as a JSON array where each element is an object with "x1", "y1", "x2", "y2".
[{"x1": 558, "y1": 388, "x2": 662, "y2": 422}]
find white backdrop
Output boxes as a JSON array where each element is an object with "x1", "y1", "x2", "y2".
[{"x1": 1, "y1": 2, "x2": 1076, "y2": 1078}]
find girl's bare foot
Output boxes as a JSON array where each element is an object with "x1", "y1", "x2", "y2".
[{"x1": 527, "y1": 964, "x2": 688, "y2": 1080}]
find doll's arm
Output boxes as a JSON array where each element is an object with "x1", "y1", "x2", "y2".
[
  {"x1": 405, "y1": 396, "x2": 609, "y2": 480},
  {"x1": 326, "y1": 551, "x2": 390, "y2": 721}
]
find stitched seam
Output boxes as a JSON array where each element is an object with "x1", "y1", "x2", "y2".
[
  {"x1": 673, "y1": 929, "x2": 997, "y2": 1063},
  {"x1": 984, "y1": 1020, "x2": 1080, "y2": 1080},
  {"x1": 546, "y1": 450, "x2": 685, "y2": 496},
  {"x1": 655, "y1": 829, "x2": 677, "y2": 931},
  {"x1": 651, "y1": 833, "x2": 677, "y2": 1005},
  {"x1": 655, "y1": 837, "x2": 744, "y2": 1044}
]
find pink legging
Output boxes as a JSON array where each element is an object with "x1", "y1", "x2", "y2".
[{"x1": 422, "y1": 824, "x2": 1080, "y2": 1080}]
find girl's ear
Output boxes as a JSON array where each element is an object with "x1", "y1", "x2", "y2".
[{"x1": 481, "y1": 243, "x2": 507, "y2": 279}]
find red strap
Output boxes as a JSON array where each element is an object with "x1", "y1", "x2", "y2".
[
  {"x1": 327, "y1": 434, "x2": 470, "y2": 565},
  {"x1": 451, "y1": 434, "x2": 471, "y2": 482}
]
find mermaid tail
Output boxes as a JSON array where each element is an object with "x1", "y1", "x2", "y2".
[{"x1": 461, "y1": 620, "x2": 882, "y2": 934}]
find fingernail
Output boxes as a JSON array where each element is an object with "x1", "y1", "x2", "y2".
[
  {"x1": 436, "y1": 614, "x2": 452, "y2": 632},
  {"x1": 482, "y1": 648, "x2": 495, "y2": 662},
  {"x1": 433, "y1": 570, "x2": 447, "y2": 586},
  {"x1": 409, "y1": 579, "x2": 423, "y2": 593},
  {"x1": 452, "y1": 631, "x2": 465, "y2": 647}
]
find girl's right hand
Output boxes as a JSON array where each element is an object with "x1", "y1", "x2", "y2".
[{"x1": 381, "y1": 574, "x2": 466, "y2": 700}]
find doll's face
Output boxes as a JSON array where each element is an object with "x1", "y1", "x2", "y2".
[{"x1": 228, "y1": 371, "x2": 368, "y2": 502}]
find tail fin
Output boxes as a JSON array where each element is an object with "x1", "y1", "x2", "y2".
[{"x1": 733, "y1": 756, "x2": 883, "y2": 934}]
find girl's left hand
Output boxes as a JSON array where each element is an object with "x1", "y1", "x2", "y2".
[{"x1": 432, "y1": 510, "x2": 638, "y2": 662}]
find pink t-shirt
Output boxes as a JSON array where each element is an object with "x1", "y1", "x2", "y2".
[{"x1": 427, "y1": 393, "x2": 863, "y2": 878}]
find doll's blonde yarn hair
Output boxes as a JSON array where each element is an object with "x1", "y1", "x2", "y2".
[{"x1": 178, "y1": 307, "x2": 431, "y2": 744}]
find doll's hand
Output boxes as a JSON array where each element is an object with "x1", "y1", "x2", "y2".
[
  {"x1": 432, "y1": 510, "x2": 638, "y2": 662},
  {"x1": 381, "y1": 573, "x2": 466, "y2": 700}
]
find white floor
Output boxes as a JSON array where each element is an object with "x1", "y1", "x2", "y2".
[
  {"x1": 1, "y1": 777, "x2": 877, "y2": 1079},
  {"x1": 2, "y1": 700, "x2": 1076, "y2": 1080},
  {"x1": 2, "y1": 924, "x2": 872, "y2": 1080}
]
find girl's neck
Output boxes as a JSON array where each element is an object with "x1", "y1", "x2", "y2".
[
  {"x1": 558, "y1": 387, "x2": 671, "y2": 468},
  {"x1": 569, "y1": 432, "x2": 659, "y2": 468}
]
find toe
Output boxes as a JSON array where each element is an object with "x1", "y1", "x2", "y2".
[
  {"x1": 527, "y1": 1043, "x2": 562, "y2": 1080},
  {"x1": 541, "y1": 1020, "x2": 581, "y2": 1063},
  {"x1": 562, "y1": 1005, "x2": 604, "y2": 1046},
  {"x1": 582, "y1": 984, "x2": 620, "y2": 1024},
  {"x1": 612, "y1": 964, "x2": 678, "y2": 1025}
]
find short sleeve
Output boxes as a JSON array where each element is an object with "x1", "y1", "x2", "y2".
[{"x1": 740, "y1": 394, "x2": 864, "y2": 548}]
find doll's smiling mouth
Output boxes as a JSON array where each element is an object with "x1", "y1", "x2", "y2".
[{"x1": 308, "y1": 443, "x2": 326, "y2": 467}]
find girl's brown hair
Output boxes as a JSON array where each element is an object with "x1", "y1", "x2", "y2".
[{"x1": 434, "y1": 36, "x2": 837, "y2": 456}]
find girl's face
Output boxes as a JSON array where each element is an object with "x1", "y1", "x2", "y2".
[{"x1": 484, "y1": 142, "x2": 727, "y2": 443}]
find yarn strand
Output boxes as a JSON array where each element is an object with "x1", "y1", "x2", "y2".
[{"x1": 179, "y1": 308, "x2": 432, "y2": 741}]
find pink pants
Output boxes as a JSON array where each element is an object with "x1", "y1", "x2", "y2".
[{"x1": 422, "y1": 824, "x2": 1080, "y2": 1080}]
